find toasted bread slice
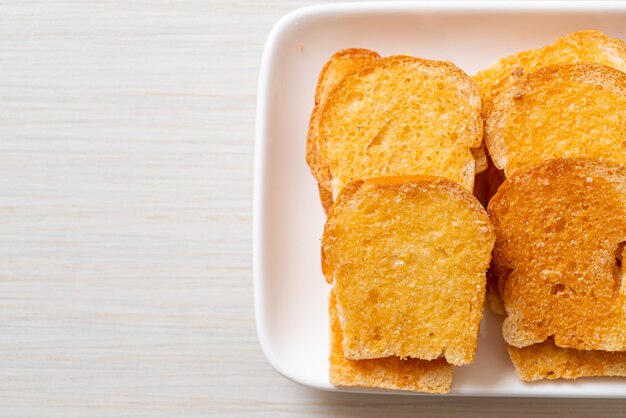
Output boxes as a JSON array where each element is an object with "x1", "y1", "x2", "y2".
[
  {"x1": 311, "y1": 55, "x2": 482, "y2": 201},
  {"x1": 322, "y1": 176, "x2": 494, "y2": 365},
  {"x1": 474, "y1": 30, "x2": 626, "y2": 118},
  {"x1": 329, "y1": 290, "x2": 452, "y2": 393},
  {"x1": 509, "y1": 340, "x2": 626, "y2": 382},
  {"x1": 485, "y1": 62, "x2": 626, "y2": 177},
  {"x1": 488, "y1": 158, "x2": 626, "y2": 351},
  {"x1": 307, "y1": 49, "x2": 381, "y2": 212}
]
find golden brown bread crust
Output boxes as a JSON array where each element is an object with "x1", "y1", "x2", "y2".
[
  {"x1": 306, "y1": 48, "x2": 381, "y2": 212},
  {"x1": 488, "y1": 158, "x2": 626, "y2": 351},
  {"x1": 485, "y1": 62, "x2": 626, "y2": 176},
  {"x1": 329, "y1": 290, "x2": 452, "y2": 393},
  {"x1": 474, "y1": 30, "x2": 626, "y2": 121},
  {"x1": 322, "y1": 176, "x2": 494, "y2": 365},
  {"x1": 509, "y1": 339, "x2": 626, "y2": 382}
]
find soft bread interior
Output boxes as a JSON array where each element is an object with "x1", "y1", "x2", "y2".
[
  {"x1": 488, "y1": 158, "x2": 626, "y2": 351},
  {"x1": 322, "y1": 177, "x2": 494, "y2": 366}
]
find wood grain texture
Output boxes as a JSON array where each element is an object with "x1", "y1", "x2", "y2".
[{"x1": 0, "y1": 1, "x2": 625, "y2": 416}]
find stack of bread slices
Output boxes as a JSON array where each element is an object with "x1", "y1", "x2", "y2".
[
  {"x1": 306, "y1": 30, "x2": 626, "y2": 392},
  {"x1": 478, "y1": 30, "x2": 626, "y2": 382},
  {"x1": 307, "y1": 50, "x2": 495, "y2": 393}
]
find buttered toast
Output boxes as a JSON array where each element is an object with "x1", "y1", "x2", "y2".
[
  {"x1": 308, "y1": 52, "x2": 484, "y2": 209},
  {"x1": 488, "y1": 158, "x2": 626, "y2": 351},
  {"x1": 322, "y1": 176, "x2": 494, "y2": 366},
  {"x1": 485, "y1": 62, "x2": 626, "y2": 177}
]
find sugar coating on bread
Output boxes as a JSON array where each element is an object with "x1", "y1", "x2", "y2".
[
  {"x1": 329, "y1": 290, "x2": 452, "y2": 393},
  {"x1": 317, "y1": 55, "x2": 482, "y2": 199},
  {"x1": 509, "y1": 339, "x2": 626, "y2": 382},
  {"x1": 474, "y1": 30, "x2": 626, "y2": 118},
  {"x1": 488, "y1": 158, "x2": 626, "y2": 351},
  {"x1": 322, "y1": 177, "x2": 495, "y2": 365},
  {"x1": 485, "y1": 62, "x2": 626, "y2": 176},
  {"x1": 307, "y1": 49, "x2": 381, "y2": 213}
]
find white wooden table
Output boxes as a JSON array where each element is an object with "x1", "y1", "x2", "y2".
[{"x1": 0, "y1": 1, "x2": 625, "y2": 416}]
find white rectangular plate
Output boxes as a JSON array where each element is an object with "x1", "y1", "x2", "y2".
[{"x1": 254, "y1": 1, "x2": 626, "y2": 397}]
